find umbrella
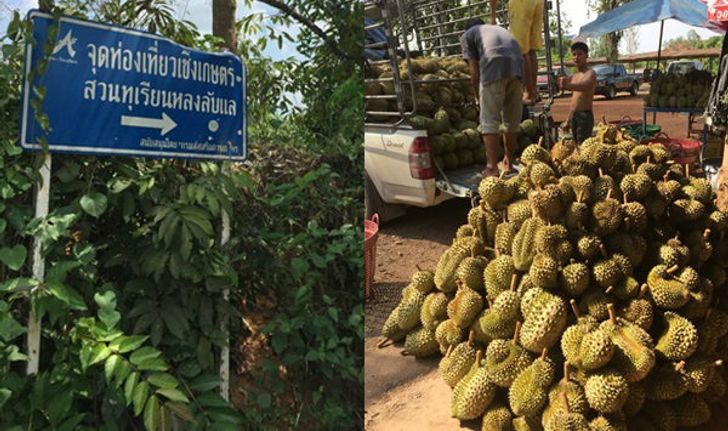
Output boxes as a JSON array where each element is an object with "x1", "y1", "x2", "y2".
[{"x1": 578, "y1": 0, "x2": 724, "y2": 70}]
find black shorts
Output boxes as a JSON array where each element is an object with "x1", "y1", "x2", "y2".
[{"x1": 571, "y1": 110, "x2": 594, "y2": 144}]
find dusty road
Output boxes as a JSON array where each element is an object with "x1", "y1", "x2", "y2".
[{"x1": 363, "y1": 86, "x2": 727, "y2": 430}]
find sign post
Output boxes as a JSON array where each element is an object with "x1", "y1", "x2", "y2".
[{"x1": 21, "y1": 11, "x2": 246, "y2": 386}]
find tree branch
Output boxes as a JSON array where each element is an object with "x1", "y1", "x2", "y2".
[{"x1": 255, "y1": 0, "x2": 352, "y2": 60}]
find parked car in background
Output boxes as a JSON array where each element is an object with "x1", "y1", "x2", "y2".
[
  {"x1": 537, "y1": 66, "x2": 570, "y2": 96},
  {"x1": 667, "y1": 60, "x2": 704, "y2": 75},
  {"x1": 593, "y1": 63, "x2": 642, "y2": 99}
]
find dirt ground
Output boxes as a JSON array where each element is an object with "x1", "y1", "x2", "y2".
[{"x1": 363, "y1": 94, "x2": 728, "y2": 429}]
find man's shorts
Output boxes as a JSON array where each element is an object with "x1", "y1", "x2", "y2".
[
  {"x1": 480, "y1": 77, "x2": 523, "y2": 134},
  {"x1": 571, "y1": 110, "x2": 594, "y2": 144},
  {"x1": 508, "y1": 0, "x2": 544, "y2": 53}
]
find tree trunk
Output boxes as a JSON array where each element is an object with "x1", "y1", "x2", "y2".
[
  {"x1": 213, "y1": 0, "x2": 237, "y2": 51},
  {"x1": 604, "y1": 32, "x2": 621, "y2": 63}
]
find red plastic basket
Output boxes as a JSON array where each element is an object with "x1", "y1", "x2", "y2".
[
  {"x1": 364, "y1": 214, "x2": 379, "y2": 300},
  {"x1": 642, "y1": 132, "x2": 701, "y2": 167},
  {"x1": 608, "y1": 115, "x2": 642, "y2": 128}
]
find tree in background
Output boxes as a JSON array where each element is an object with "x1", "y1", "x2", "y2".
[{"x1": 588, "y1": 0, "x2": 627, "y2": 62}]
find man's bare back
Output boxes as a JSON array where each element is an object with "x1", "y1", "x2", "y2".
[{"x1": 567, "y1": 68, "x2": 596, "y2": 112}]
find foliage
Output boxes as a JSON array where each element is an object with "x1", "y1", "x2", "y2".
[
  {"x1": 587, "y1": 0, "x2": 628, "y2": 61},
  {"x1": 0, "y1": 0, "x2": 364, "y2": 429}
]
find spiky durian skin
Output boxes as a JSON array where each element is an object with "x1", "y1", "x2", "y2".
[
  {"x1": 529, "y1": 185, "x2": 564, "y2": 222},
  {"x1": 592, "y1": 198, "x2": 624, "y2": 235},
  {"x1": 411, "y1": 269, "x2": 436, "y2": 293},
  {"x1": 455, "y1": 224, "x2": 475, "y2": 239},
  {"x1": 620, "y1": 173, "x2": 651, "y2": 201},
  {"x1": 579, "y1": 288, "x2": 610, "y2": 320},
  {"x1": 528, "y1": 254, "x2": 559, "y2": 289},
  {"x1": 420, "y1": 292, "x2": 449, "y2": 329},
  {"x1": 589, "y1": 414, "x2": 627, "y2": 431},
  {"x1": 495, "y1": 222, "x2": 518, "y2": 256},
  {"x1": 584, "y1": 369, "x2": 629, "y2": 413},
  {"x1": 435, "y1": 319, "x2": 465, "y2": 354},
  {"x1": 655, "y1": 311, "x2": 698, "y2": 361},
  {"x1": 592, "y1": 258, "x2": 622, "y2": 289},
  {"x1": 403, "y1": 326, "x2": 439, "y2": 357},
  {"x1": 381, "y1": 305, "x2": 408, "y2": 341},
  {"x1": 623, "y1": 383, "x2": 646, "y2": 417},
  {"x1": 508, "y1": 358, "x2": 555, "y2": 416},
  {"x1": 451, "y1": 362, "x2": 497, "y2": 420},
  {"x1": 447, "y1": 286, "x2": 484, "y2": 329},
  {"x1": 680, "y1": 355, "x2": 717, "y2": 394},
  {"x1": 647, "y1": 265, "x2": 689, "y2": 310},
  {"x1": 617, "y1": 298, "x2": 653, "y2": 331},
  {"x1": 382, "y1": 286, "x2": 426, "y2": 339},
  {"x1": 579, "y1": 328, "x2": 615, "y2": 370},
  {"x1": 513, "y1": 415, "x2": 544, "y2": 431},
  {"x1": 565, "y1": 201, "x2": 589, "y2": 231},
  {"x1": 560, "y1": 262, "x2": 590, "y2": 296},
  {"x1": 512, "y1": 218, "x2": 543, "y2": 271},
  {"x1": 484, "y1": 255, "x2": 517, "y2": 299},
  {"x1": 485, "y1": 340, "x2": 534, "y2": 387},
  {"x1": 456, "y1": 256, "x2": 488, "y2": 291},
  {"x1": 434, "y1": 244, "x2": 471, "y2": 293},
  {"x1": 481, "y1": 402, "x2": 514, "y2": 431},
  {"x1": 529, "y1": 161, "x2": 557, "y2": 188},
  {"x1": 544, "y1": 413, "x2": 591, "y2": 431},
  {"x1": 520, "y1": 144, "x2": 550, "y2": 166},
  {"x1": 576, "y1": 234, "x2": 602, "y2": 260},
  {"x1": 520, "y1": 293, "x2": 567, "y2": 353},
  {"x1": 644, "y1": 364, "x2": 688, "y2": 401},
  {"x1": 612, "y1": 276, "x2": 640, "y2": 301},
  {"x1": 439, "y1": 340, "x2": 476, "y2": 387},
  {"x1": 671, "y1": 393, "x2": 711, "y2": 427},
  {"x1": 702, "y1": 369, "x2": 727, "y2": 403},
  {"x1": 507, "y1": 199, "x2": 533, "y2": 227},
  {"x1": 600, "y1": 318, "x2": 655, "y2": 383}
]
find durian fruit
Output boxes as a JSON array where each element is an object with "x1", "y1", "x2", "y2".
[
  {"x1": 495, "y1": 221, "x2": 518, "y2": 256},
  {"x1": 584, "y1": 368, "x2": 629, "y2": 413},
  {"x1": 456, "y1": 254, "x2": 488, "y2": 291},
  {"x1": 600, "y1": 305, "x2": 655, "y2": 383},
  {"x1": 561, "y1": 312, "x2": 614, "y2": 371},
  {"x1": 578, "y1": 288, "x2": 610, "y2": 321},
  {"x1": 471, "y1": 281, "x2": 520, "y2": 342},
  {"x1": 479, "y1": 176, "x2": 515, "y2": 209},
  {"x1": 702, "y1": 368, "x2": 727, "y2": 402},
  {"x1": 621, "y1": 201, "x2": 647, "y2": 233},
  {"x1": 560, "y1": 262, "x2": 590, "y2": 296},
  {"x1": 485, "y1": 325, "x2": 534, "y2": 387},
  {"x1": 481, "y1": 401, "x2": 514, "y2": 431},
  {"x1": 644, "y1": 362, "x2": 688, "y2": 401},
  {"x1": 592, "y1": 257, "x2": 623, "y2": 289},
  {"x1": 529, "y1": 161, "x2": 557, "y2": 188},
  {"x1": 420, "y1": 291, "x2": 449, "y2": 329},
  {"x1": 640, "y1": 401, "x2": 678, "y2": 431},
  {"x1": 678, "y1": 356, "x2": 723, "y2": 394},
  {"x1": 484, "y1": 255, "x2": 517, "y2": 299},
  {"x1": 512, "y1": 218, "x2": 543, "y2": 271},
  {"x1": 620, "y1": 173, "x2": 651, "y2": 201},
  {"x1": 541, "y1": 363, "x2": 588, "y2": 430},
  {"x1": 411, "y1": 268, "x2": 436, "y2": 293},
  {"x1": 507, "y1": 199, "x2": 533, "y2": 227},
  {"x1": 576, "y1": 234, "x2": 605, "y2": 261},
  {"x1": 529, "y1": 184, "x2": 564, "y2": 222},
  {"x1": 611, "y1": 276, "x2": 640, "y2": 301},
  {"x1": 697, "y1": 309, "x2": 728, "y2": 354},
  {"x1": 671, "y1": 393, "x2": 711, "y2": 427},
  {"x1": 402, "y1": 325, "x2": 439, "y2": 357},
  {"x1": 451, "y1": 350, "x2": 497, "y2": 420},
  {"x1": 435, "y1": 239, "x2": 478, "y2": 292},
  {"x1": 534, "y1": 224, "x2": 572, "y2": 264},
  {"x1": 646, "y1": 264, "x2": 690, "y2": 310},
  {"x1": 519, "y1": 290, "x2": 567, "y2": 353},
  {"x1": 591, "y1": 192, "x2": 623, "y2": 235},
  {"x1": 550, "y1": 139, "x2": 577, "y2": 165},
  {"x1": 508, "y1": 349, "x2": 555, "y2": 416},
  {"x1": 622, "y1": 382, "x2": 646, "y2": 417},
  {"x1": 439, "y1": 330, "x2": 477, "y2": 387},
  {"x1": 435, "y1": 318, "x2": 465, "y2": 354},
  {"x1": 447, "y1": 281, "x2": 484, "y2": 329},
  {"x1": 670, "y1": 198, "x2": 705, "y2": 221},
  {"x1": 380, "y1": 285, "x2": 426, "y2": 342},
  {"x1": 589, "y1": 414, "x2": 627, "y2": 431},
  {"x1": 564, "y1": 200, "x2": 589, "y2": 231},
  {"x1": 616, "y1": 288, "x2": 653, "y2": 331},
  {"x1": 528, "y1": 254, "x2": 559, "y2": 289},
  {"x1": 655, "y1": 311, "x2": 698, "y2": 361},
  {"x1": 512, "y1": 415, "x2": 543, "y2": 431},
  {"x1": 592, "y1": 171, "x2": 618, "y2": 202},
  {"x1": 520, "y1": 144, "x2": 550, "y2": 167}
]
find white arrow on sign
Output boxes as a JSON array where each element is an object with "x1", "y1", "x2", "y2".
[{"x1": 120, "y1": 112, "x2": 177, "y2": 136}]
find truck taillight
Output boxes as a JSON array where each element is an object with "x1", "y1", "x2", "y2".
[{"x1": 409, "y1": 137, "x2": 434, "y2": 180}]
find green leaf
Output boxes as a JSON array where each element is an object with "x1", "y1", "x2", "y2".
[
  {"x1": 94, "y1": 290, "x2": 117, "y2": 309},
  {"x1": 0, "y1": 245, "x2": 26, "y2": 271},
  {"x1": 80, "y1": 192, "x2": 108, "y2": 217},
  {"x1": 130, "y1": 346, "x2": 162, "y2": 366},
  {"x1": 0, "y1": 218, "x2": 6, "y2": 234},
  {"x1": 124, "y1": 372, "x2": 140, "y2": 406},
  {"x1": 156, "y1": 387, "x2": 189, "y2": 403},
  {"x1": 89, "y1": 344, "x2": 111, "y2": 366},
  {"x1": 164, "y1": 401, "x2": 194, "y2": 421},
  {"x1": 0, "y1": 388, "x2": 11, "y2": 409},
  {"x1": 47, "y1": 281, "x2": 87, "y2": 311},
  {"x1": 113, "y1": 358, "x2": 132, "y2": 389},
  {"x1": 57, "y1": 413, "x2": 86, "y2": 431},
  {"x1": 147, "y1": 373, "x2": 177, "y2": 389},
  {"x1": 189, "y1": 374, "x2": 220, "y2": 392},
  {"x1": 109, "y1": 335, "x2": 149, "y2": 353},
  {"x1": 98, "y1": 307, "x2": 121, "y2": 329},
  {"x1": 104, "y1": 354, "x2": 120, "y2": 384},
  {"x1": 0, "y1": 313, "x2": 25, "y2": 341},
  {"x1": 271, "y1": 333, "x2": 287, "y2": 354},
  {"x1": 143, "y1": 395, "x2": 161, "y2": 431},
  {"x1": 256, "y1": 392, "x2": 272, "y2": 409},
  {"x1": 133, "y1": 381, "x2": 150, "y2": 416},
  {"x1": 196, "y1": 391, "x2": 229, "y2": 408},
  {"x1": 160, "y1": 299, "x2": 188, "y2": 338},
  {"x1": 160, "y1": 405, "x2": 172, "y2": 431},
  {"x1": 137, "y1": 357, "x2": 168, "y2": 371}
]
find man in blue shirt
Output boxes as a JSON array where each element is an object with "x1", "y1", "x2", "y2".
[{"x1": 461, "y1": 18, "x2": 524, "y2": 177}]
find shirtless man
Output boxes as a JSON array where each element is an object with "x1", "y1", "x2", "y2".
[{"x1": 558, "y1": 40, "x2": 596, "y2": 144}]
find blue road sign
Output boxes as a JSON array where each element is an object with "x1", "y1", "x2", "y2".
[{"x1": 21, "y1": 11, "x2": 246, "y2": 161}]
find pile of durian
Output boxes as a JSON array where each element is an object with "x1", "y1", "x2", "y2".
[
  {"x1": 645, "y1": 70, "x2": 713, "y2": 109},
  {"x1": 366, "y1": 56, "x2": 535, "y2": 171},
  {"x1": 379, "y1": 120, "x2": 728, "y2": 430}
]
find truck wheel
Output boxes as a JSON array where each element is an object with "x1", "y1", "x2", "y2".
[
  {"x1": 606, "y1": 85, "x2": 616, "y2": 100},
  {"x1": 365, "y1": 171, "x2": 406, "y2": 223},
  {"x1": 630, "y1": 81, "x2": 639, "y2": 96}
]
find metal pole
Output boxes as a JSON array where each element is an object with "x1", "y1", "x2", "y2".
[
  {"x1": 656, "y1": 20, "x2": 664, "y2": 71},
  {"x1": 555, "y1": 0, "x2": 564, "y2": 71},
  {"x1": 26, "y1": 153, "x2": 51, "y2": 376},
  {"x1": 219, "y1": 164, "x2": 231, "y2": 400}
]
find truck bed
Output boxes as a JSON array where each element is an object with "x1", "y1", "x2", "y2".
[{"x1": 435, "y1": 163, "x2": 522, "y2": 199}]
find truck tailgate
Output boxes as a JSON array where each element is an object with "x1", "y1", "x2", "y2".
[{"x1": 435, "y1": 165, "x2": 484, "y2": 198}]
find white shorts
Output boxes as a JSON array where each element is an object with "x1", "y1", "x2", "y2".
[{"x1": 480, "y1": 77, "x2": 523, "y2": 134}]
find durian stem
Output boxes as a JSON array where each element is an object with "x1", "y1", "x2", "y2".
[
  {"x1": 377, "y1": 337, "x2": 393, "y2": 349},
  {"x1": 538, "y1": 136, "x2": 544, "y2": 147},
  {"x1": 599, "y1": 243, "x2": 609, "y2": 259},
  {"x1": 623, "y1": 193, "x2": 628, "y2": 204},
  {"x1": 639, "y1": 283, "x2": 648, "y2": 299},
  {"x1": 541, "y1": 347, "x2": 548, "y2": 361},
  {"x1": 599, "y1": 168, "x2": 605, "y2": 177},
  {"x1": 703, "y1": 228, "x2": 711, "y2": 242},
  {"x1": 513, "y1": 321, "x2": 522, "y2": 344},
  {"x1": 606, "y1": 188, "x2": 613, "y2": 200},
  {"x1": 601, "y1": 115, "x2": 607, "y2": 125},
  {"x1": 715, "y1": 360, "x2": 724, "y2": 367},
  {"x1": 563, "y1": 362, "x2": 570, "y2": 383},
  {"x1": 607, "y1": 303, "x2": 616, "y2": 323},
  {"x1": 569, "y1": 299, "x2": 581, "y2": 318},
  {"x1": 605, "y1": 285, "x2": 614, "y2": 294},
  {"x1": 562, "y1": 392, "x2": 570, "y2": 414},
  {"x1": 486, "y1": 296, "x2": 493, "y2": 308},
  {"x1": 675, "y1": 360, "x2": 686, "y2": 372},
  {"x1": 475, "y1": 349, "x2": 483, "y2": 365},
  {"x1": 666, "y1": 264, "x2": 680, "y2": 275},
  {"x1": 401, "y1": 350, "x2": 410, "y2": 356},
  {"x1": 576, "y1": 191, "x2": 583, "y2": 203},
  {"x1": 446, "y1": 344, "x2": 454, "y2": 358},
  {"x1": 468, "y1": 330, "x2": 475, "y2": 346},
  {"x1": 510, "y1": 273, "x2": 518, "y2": 292},
  {"x1": 685, "y1": 163, "x2": 690, "y2": 178},
  {"x1": 415, "y1": 264, "x2": 423, "y2": 271},
  {"x1": 499, "y1": 170, "x2": 505, "y2": 180}
]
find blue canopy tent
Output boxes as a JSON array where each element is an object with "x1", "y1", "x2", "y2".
[{"x1": 578, "y1": 0, "x2": 722, "y2": 70}]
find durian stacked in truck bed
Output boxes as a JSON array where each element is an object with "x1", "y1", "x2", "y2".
[
  {"x1": 380, "y1": 120, "x2": 728, "y2": 430},
  {"x1": 645, "y1": 70, "x2": 713, "y2": 109},
  {"x1": 365, "y1": 56, "x2": 536, "y2": 172}
]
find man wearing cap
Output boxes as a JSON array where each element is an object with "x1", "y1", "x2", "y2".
[
  {"x1": 461, "y1": 18, "x2": 524, "y2": 177},
  {"x1": 558, "y1": 39, "x2": 596, "y2": 144}
]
